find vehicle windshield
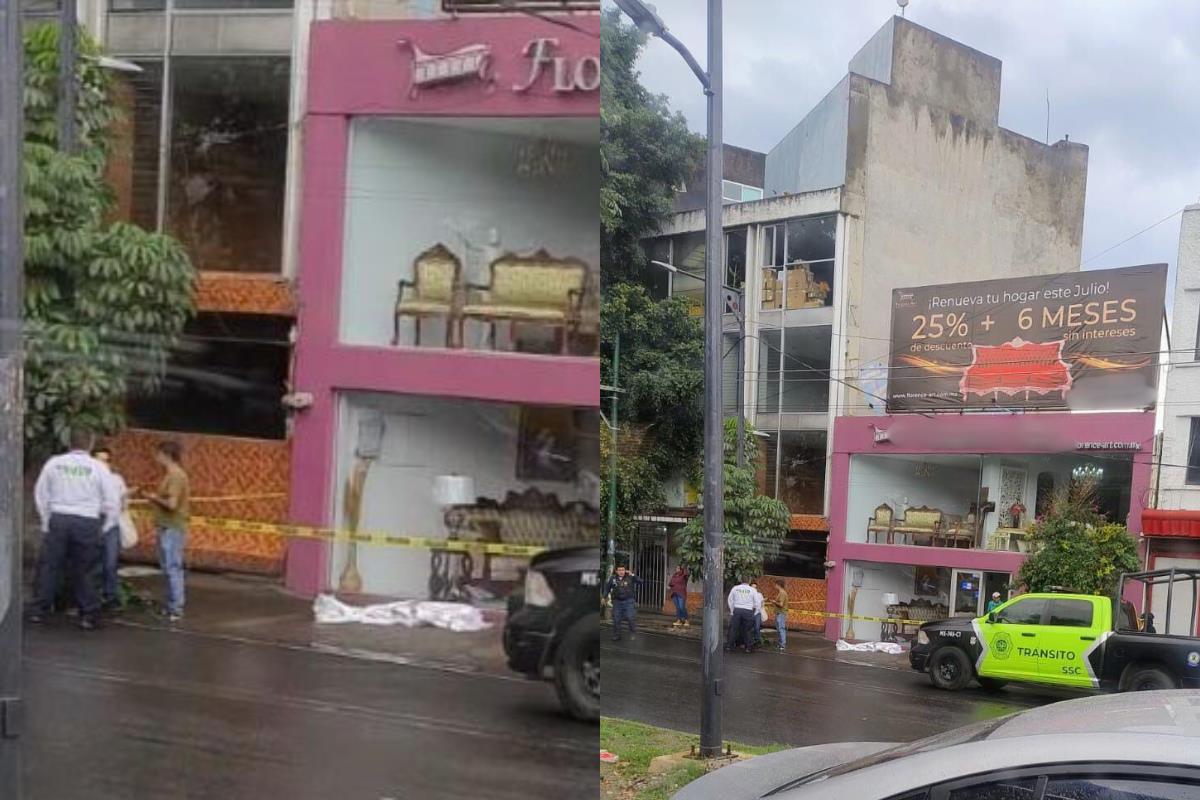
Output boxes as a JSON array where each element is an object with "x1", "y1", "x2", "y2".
[{"x1": 765, "y1": 714, "x2": 1016, "y2": 794}]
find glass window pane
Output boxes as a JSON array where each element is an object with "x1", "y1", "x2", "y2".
[
  {"x1": 109, "y1": 0, "x2": 165, "y2": 10},
  {"x1": 645, "y1": 238, "x2": 671, "y2": 300},
  {"x1": 948, "y1": 777, "x2": 1039, "y2": 799},
  {"x1": 127, "y1": 313, "x2": 290, "y2": 439},
  {"x1": 1048, "y1": 599, "x2": 1094, "y2": 628},
  {"x1": 107, "y1": 61, "x2": 162, "y2": 230},
  {"x1": 785, "y1": 215, "x2": 836, "y2": 264},
  {"x1": 167, "y1": 57, "x2": 290, "y2": 273},
  {"x1": 726, "y1": 228, "x2": 747, "y2": 290},
  {"x1": 22, "y1": 0, "x2": 61, "y2": 13},
  {"x1": 742, "y1": 185, "x2": 763, "y2": 202},
  {"x1": 778, "y1": 431, "x2": 826, "y2": 514},
  {"x1": 176, "y1": 0, "x2": 291, "y2": 6},
  {"x1": 722, "y1": 180, "x2": 738, "y2": 201},
  {"x1": 1045, "y1": 775, "x2": 1200, "y2": 799},
  {"x1": 995, "y1": 598, "x2": 1047, "y2": 625},
  {"x1": 1188, "y1": 419, "x2": 1200, "y2": 485}
]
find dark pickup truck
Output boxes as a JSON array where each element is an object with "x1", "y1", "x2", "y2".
[
  {"x1": 911, "y1": 568, "x2": 1200, "y2": 693},
  {"x1": 503, "y1": 545, "x2": 599, "y2": 721}
]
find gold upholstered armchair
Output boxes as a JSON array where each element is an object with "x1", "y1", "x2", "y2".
[{"x1": 392, "y1": 243, "x2": 461, "y2": 347}]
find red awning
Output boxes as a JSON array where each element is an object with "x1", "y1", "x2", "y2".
[{"x1": 1143, "y1": 509, "x2": 1200, "y2": 539}]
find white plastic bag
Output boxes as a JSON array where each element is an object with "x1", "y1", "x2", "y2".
[{"x1": 119, "y1": 511, "x2": 139, "y2": 549}]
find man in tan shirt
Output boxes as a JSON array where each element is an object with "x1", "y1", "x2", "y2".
[
  {"x1": 140, "y1": 440, "x2": 190, "y2": 622},
  {"x1": 772, "y1": 579, "x2": 790, "y2": 653}
]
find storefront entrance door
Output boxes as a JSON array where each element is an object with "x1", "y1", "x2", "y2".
[{"x1": 951, "y1": 569, "x2": 983, "y2": 617}]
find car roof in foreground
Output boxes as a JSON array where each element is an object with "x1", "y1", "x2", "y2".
[{"x1": 769, "y1": 691, "x2": 1200, "y2": 799}]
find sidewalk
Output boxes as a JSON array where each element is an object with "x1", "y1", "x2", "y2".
[
  {"x1": 605, "y1": 610, "x2": 911, "y2": 672},
  {"x1": 116, "y1": 569, "x2": 512, "y2": 675}
]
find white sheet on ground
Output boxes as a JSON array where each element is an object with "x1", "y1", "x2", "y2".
[
  {"x1": 835, "y1": 639, "x2": 903, "y2": 654},
  {"x1": 313, "y1": 594, "x2": 492, "y2": 632}
]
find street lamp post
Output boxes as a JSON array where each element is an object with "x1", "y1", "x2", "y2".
[{"x1": 614, "y1": 0, "x2": 726, "y2": 758}]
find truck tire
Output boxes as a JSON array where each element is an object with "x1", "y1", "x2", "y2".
[
  {"x1": 554, "y1": 615, "x2": 600, "y2": 722},
  {"x1": 1124, "y1": 665, "x2": 1178, "y2": 692},
  {"x1": 977, "y1": 677, "x2": 1007, "y2": 692},
  {"x1": 928, "y1": 647, "x2": 972, "y2": 691}
]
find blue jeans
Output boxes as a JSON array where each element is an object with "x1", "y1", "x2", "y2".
[
  {"x1": 101, "y1": 526, "x2": 120, "y2": 603},
  {"x1": 157, "y1": 526, "x2": 186, "y2": 615},
  {"x1": 672, "y1": 594, "x2": 688, "y2": 622},
  {"x1": 612, "y1": 598, "x2": 637, "y2": 638},
  {"x1": 776, "y1": 612, "x2": 787, "y2": 649}
]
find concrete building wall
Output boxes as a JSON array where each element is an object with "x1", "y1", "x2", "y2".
[
  {"x1": 839, "y1": 19, "x2": 1088, "y2": 410},
  {"x1": 1160, "y1": 205, "x2": 1200, "y2": 509},
  {"x1": 765, "y1": 77, "x2": 849, "y2": 198},
  {"x1": 675, "y1": 143, "x2": 766, "y2": 213}
]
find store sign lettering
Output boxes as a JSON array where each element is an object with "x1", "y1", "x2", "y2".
[
  {"x1": 1075, "y1": 441, "x2": 1142, "y2": 451},
  {"x1": 397, "y1": 37, "x2": 599, "y2": 99},
  {"x1": 514, "y1": 38, "x2": 600, "y2": 94}
]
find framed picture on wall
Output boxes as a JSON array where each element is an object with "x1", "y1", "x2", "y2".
[
  {"x1": 914, "y1": 566, "x2": 941, "y2": 597},
  {"x1": 517, "y1": 407, "x2": 578, "y2": 482}
]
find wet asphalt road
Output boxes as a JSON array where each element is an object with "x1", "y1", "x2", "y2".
[
  {"x1": 22, "y1": 620, "x2": 596, "y2": 800},
  {"x1": 601, "y1": 629, "x2": 1089, "y2": 747}
]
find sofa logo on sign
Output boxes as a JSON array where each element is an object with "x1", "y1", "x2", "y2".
[{"x1": 396, "y1": 37, "x2": 599, "y2": 100}]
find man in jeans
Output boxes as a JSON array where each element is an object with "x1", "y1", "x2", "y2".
[
  {"x1": 141, "y1": 440, "x2": 190, "y2": 622},
  {"x1": 667, "y1": 564, "x2": 689, "y2": 628},
  {"x1": 92, "y1": 444, "x2": 129, "y2": 610},
  {"x1": 772, "y1": 579, "x2": 790, "y2": 652},
  {"x1": 29, "y1": 429, "x2": 118, "y2": 630}
]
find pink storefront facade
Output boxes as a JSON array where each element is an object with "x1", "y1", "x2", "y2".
[
  {"x1": 823, "y1": 411, "x2": 1156, "y2": 641},
  {"x1": 286, "y1": 17, "x2": 600, "y2": 596}
]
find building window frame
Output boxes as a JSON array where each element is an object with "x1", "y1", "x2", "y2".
[{"x1": 1188, "y1": 418, "x2": 1200, "y2": 485}]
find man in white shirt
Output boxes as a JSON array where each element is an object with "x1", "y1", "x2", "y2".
[
  {"x1": 750, "y1": 581, "x2": 766, "y2": 649},
  {"x1": 726, "y1": 578, "x2": 758, "y2": 653},
  {"x1": 29, "y1": 430, "x2": 118, "y2": 629},
  {"x1": 92, "y1": 444, "x2": 129, "y2": 610}
]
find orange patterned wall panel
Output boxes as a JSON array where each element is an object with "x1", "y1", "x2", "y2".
[
  {"x1": 663, "y1": 575, "x2": 827, "y2": 632},
  {"x1": 110, "y1": 429, "x2": 291, "y2": 575},
  {"x1": 195, "y1": 272, "x2": 296, "y2": 316}
]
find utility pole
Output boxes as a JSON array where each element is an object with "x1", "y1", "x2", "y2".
[
  {"x1": 58, "y1": 0, "x2": 78, "y2": 153},
  {"x1": 0, "y1": 0, "x2": 25, "y2": 789},
  {"x1": 613, "y1": 0, "x2": 724, "y2": 757},
  {"x1": 699, "y1": 0, "x2": 725, "y2": 757}
]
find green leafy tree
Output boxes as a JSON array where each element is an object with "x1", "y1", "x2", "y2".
[
  {"x1": 22, "y1": 24, "x2": 195, "y2": 458},
  {"x1": 678, "y1": 419, "x2": 789, "y2": 584},
  {"x1": 600, "y1": 7, "x2": 703, "y2": 286},
  {"x1": 1017, "y1": 481, "x2": 1140, "y2": 597},
  {"x1": 600, "y1": 423, "x2": 665, "y2": 551}
]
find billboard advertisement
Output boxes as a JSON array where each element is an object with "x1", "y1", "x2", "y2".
[{"x1": 887, "y1": 264, "x2": 1168, "y2": 413}]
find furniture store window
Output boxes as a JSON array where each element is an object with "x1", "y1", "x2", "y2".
[
  {"x1": 167, "y1": 57, "x2": 289, "y2": 273},
  {"x1": 1189, "y1": 418, "x2": 1200, "y2": 485},
  {"x1": 761, "y1": 215, "x2": 835, "y2": 310},
  {"x1": 331, "y1": 393, "x2": 601, "y2": 599},
  {"x1": 342, "y1": 117, "x2": 600, "y2": 354},
  {"x1": 725, "y1": 227, "x2": 747, "y2": 290},
  {"x1": 126, "y1": 312, "x2": 290, "y2": 439}
]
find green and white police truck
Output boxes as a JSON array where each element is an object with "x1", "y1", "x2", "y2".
[{"x1": 909, "y1": 568, "x2": 1200, "y2": 693}]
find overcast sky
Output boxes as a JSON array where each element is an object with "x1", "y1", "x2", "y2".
[{"x1": 623, "y1": 0, "x2": 1200, "y2": 305}]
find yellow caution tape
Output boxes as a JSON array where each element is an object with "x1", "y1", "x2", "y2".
[{"x1": 129, "y1": 510, "x2": 548, "y2": 557}]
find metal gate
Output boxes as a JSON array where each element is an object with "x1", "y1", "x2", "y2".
[{"x1": 632, "y1": 523, "x2": 668, "y2": 611}]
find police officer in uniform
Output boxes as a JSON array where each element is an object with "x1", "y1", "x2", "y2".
[
  {"x1": 29, "y1": 430, "x2": 118, "y2": 630},
  {"x1": 604, "y1": 564, "x2": 642, "y2": 641},
  {"x1": 726, "y1": 578, "x2": 758, "y2": 653}
]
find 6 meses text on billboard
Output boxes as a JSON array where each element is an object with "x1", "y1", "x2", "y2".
[{"x1": 887, "y1": 264, "x2": 1168, "y2": 413}]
